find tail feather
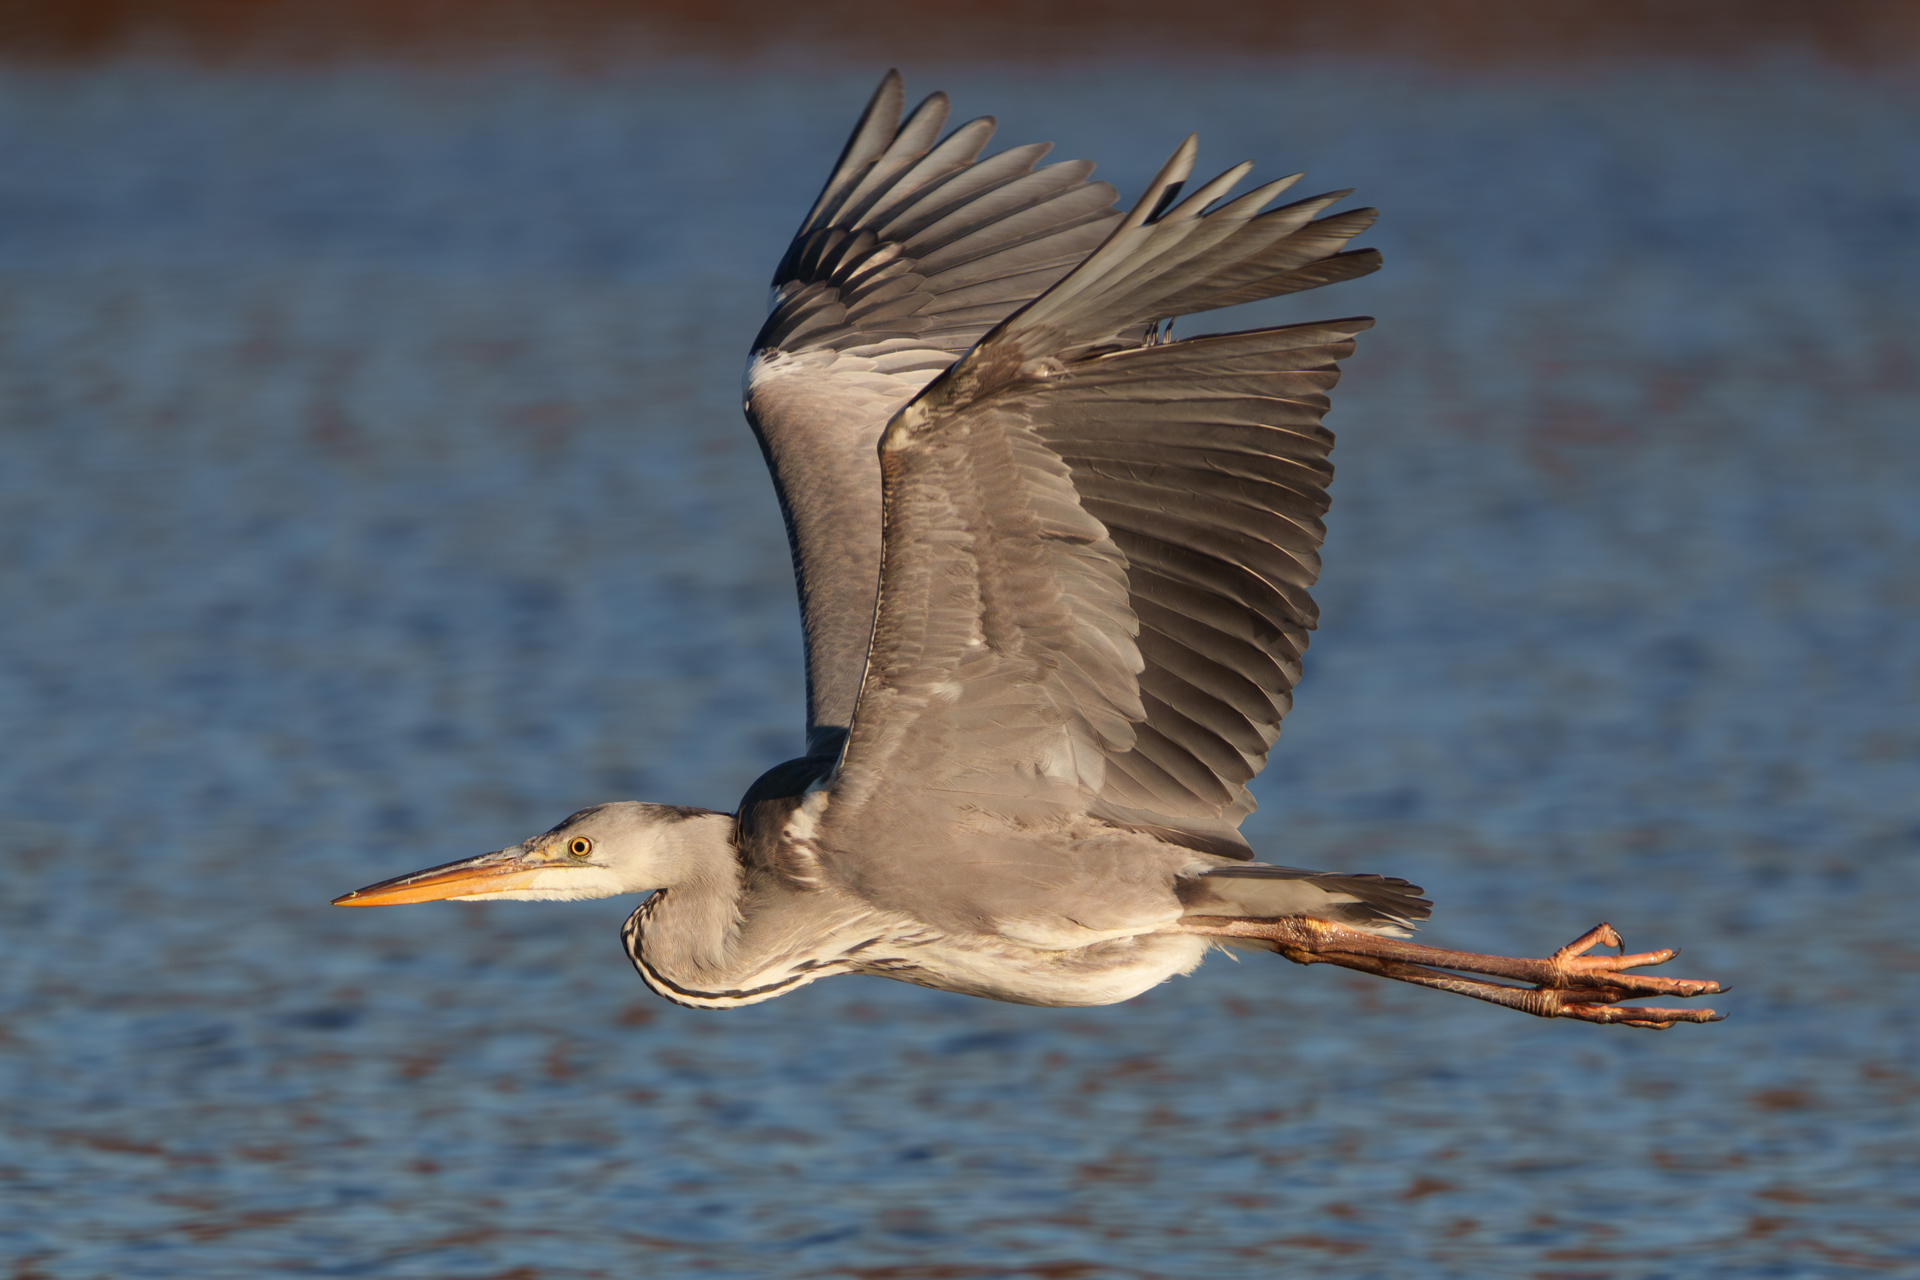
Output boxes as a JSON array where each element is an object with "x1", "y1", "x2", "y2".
[{"x1": 1182, "y1": 863, "x2": 1432, "y2": 938}]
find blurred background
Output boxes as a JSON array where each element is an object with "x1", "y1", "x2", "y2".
[{"x1": 2, "y1": 3, "x2": 1917, "y2": 1277}]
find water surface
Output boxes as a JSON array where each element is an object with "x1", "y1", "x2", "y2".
[{"x1": 1, "y1": 60, "x2": 1916, "y2": 1278}]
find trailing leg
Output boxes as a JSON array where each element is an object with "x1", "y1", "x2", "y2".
[{"x1": 1181, "y1": 917, "x2": 1724, "y2": 1029}]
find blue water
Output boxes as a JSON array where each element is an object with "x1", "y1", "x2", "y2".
[{"x1": 1, "y1": 59, "x2": 1917, "y2": 1278}]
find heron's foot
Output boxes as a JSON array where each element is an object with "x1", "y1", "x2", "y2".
[{"x1": 1184, "y1": 917, "x2": 1725, "y2": 1029}]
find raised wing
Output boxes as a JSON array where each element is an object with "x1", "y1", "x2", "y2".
[
  {"x1": 1006, "y1": 320, "x2": 1369, "y2": 855},
  {"x1": 746, "y1": 72, "x2": 1126, "y2": 756},
  {"x1": 823, "y1": 138, "x2": 1380, "y2": 873}
]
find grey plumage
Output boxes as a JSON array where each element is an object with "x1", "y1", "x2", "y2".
[
  {"x1": 814, "y1": 116, "x2": 1380, "y2": 879},
  {"x1": 337, "y1": 73, "x2": 1726, "y2": 1030},
  {"x1": 749, "y1": 74, "x2": 1129, "y2": 756}
]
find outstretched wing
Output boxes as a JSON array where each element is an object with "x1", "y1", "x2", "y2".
[
  {"x1": 746, "y1": 72, "x2": 1126, "y2": 756},
  {"x1": 821, "y1": 138, "x2": 1381, "y2": 882}
]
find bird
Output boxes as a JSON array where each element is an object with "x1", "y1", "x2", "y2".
[{"x1": 335, "y1": 72, "x2": 1723, "y2": 1029}]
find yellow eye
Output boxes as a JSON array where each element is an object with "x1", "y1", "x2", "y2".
[{"x1": 568, "y1": 837, "x2": 593, "y2": 857}]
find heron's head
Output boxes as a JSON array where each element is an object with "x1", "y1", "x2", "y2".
[{"x1": 332, "y1": 802, "x2": 730, "y2": 906}]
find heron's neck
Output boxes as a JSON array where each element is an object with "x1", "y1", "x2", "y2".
[
  {"x1": 623, "y1": 810, "x2": 873, "y2": 1007},
  {"x1": 629, "y1": 809, "x2": 740, "y2": 897},
  {"x1": 624, "y1": 811, "x2": 745, "y2": 971}
]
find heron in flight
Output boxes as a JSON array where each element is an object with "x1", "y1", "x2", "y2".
[{"x1": 337, "y1": 73, "x2": 1722, "y2": 1028}]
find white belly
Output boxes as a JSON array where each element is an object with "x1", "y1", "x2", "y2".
[{"x1": 850, "y1": 929, "x2": 1215, "y2": 1007}]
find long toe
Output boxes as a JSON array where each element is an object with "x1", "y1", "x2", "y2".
[
  {"x1": 1554, "y1": 999, "x2": 1728, "y2": 1029},
  {"x1": 1560, "y1": 967, "x2": 1722, "y2": 997}
]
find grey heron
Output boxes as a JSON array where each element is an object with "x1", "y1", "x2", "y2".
[{"x1": 336, "y1": 73, "x2": 1722, "y2": 1028}]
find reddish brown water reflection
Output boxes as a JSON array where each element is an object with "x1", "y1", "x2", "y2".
[{"x1": 3, "y1": 0, "x2": 1917, "y2": 67}]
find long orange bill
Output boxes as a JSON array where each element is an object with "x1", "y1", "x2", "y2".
[{"x1": 332, "y1": 850, "x2": 542, "y2": 906}]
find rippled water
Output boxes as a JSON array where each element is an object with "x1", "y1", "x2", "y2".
[{"x1": 2, "y1": 60, "x2": 1917, "y2": 1278}]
